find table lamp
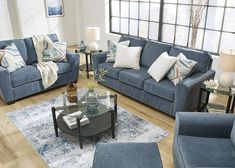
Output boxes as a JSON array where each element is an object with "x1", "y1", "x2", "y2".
[
  {"x1": 86, "y1": 27, "x2": 100, "y2": 51},
  {"x1": 219, "y1": 49, "x2": 235, "y2": 88}
]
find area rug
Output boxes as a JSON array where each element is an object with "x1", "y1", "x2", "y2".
[{"x1": 7, "y1": 90, "x2": 168, "y2": 168}]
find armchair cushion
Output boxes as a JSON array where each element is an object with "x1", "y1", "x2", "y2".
[
  {"x1": 99, "y1": 63, "x2": 124, "y2": 79},
  {"x1": 119, "y1": 35, "x2": 147, "y2": 48},
  {"x1": 144, "y1": 79, "x2": 175, "y2": 101},
  {"x1": 231, "y1": 119, "x2": 235, "y2": 146},
  {"x1": 119, "y1": 67, "x2": 151, "y2": 89},
  {"x1": 11, "y1": 66, "x2": 41, "y2": 87}
]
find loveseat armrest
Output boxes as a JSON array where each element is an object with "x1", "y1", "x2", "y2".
[
  {"x1": 0, "y1": 66, "x2": 14, "y2": 103},
  {"x1": 173, "y1": 70, "x2": 215, "y2": 115},
  {"x1": 66, "y1": 51, "x2": 80, "y2": 81},
  {"x1": 175, "y1": 112, "x2": 235, "y2": 138},
  {"x1": 92, "y1": 52, "x2": 107, "y2": 73}
]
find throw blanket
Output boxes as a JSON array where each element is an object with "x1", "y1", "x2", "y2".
[{"x1": 32, "y1": 35, "x2": 58, "y2": 89}]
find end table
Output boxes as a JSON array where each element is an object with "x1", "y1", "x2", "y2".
[{"x1": 197, "y1": 84, "x2": 235, "y2": 113}]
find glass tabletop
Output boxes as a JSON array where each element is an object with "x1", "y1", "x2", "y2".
[
  {"x1": 202, "y1": 84, "x2": 235, "y2": 96},
  {"x1": 53, "y1": 88, "x2": 115, "y2": 119}
]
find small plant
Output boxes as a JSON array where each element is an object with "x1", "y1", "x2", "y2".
[{"x1": 81, "y1": 67, "x2": 107, "y2": 91}]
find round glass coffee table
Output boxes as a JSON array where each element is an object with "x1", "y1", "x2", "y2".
[{"x1": 51, "y1": 89, "x2": 117, "y2": 149}]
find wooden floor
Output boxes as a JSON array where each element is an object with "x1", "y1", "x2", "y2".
[{"x1": 0, "y1": 50, "x2": 233, "y2": 168}]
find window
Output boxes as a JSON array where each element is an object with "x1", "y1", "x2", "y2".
[{"x1": 110, "y1": 0, "x2": 235, "y2": 54}]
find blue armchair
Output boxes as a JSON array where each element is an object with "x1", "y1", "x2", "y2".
[{"x1": 173, "y1": 112, "x2": 235, "y2": 168}]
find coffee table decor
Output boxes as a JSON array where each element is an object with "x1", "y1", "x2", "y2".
[{"x1": 7, "y1": 89, "x2": 169, "y2": 168}]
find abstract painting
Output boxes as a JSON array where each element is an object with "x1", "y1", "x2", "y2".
[{"x1": 45, "y1": 0, "x2": 64, "y2": 17}]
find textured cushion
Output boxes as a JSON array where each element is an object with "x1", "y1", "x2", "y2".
[
  {"x1": 119, "y1": 35, "x2": 147, "y2": 48},
  {"x1": 43, "y1": 40, "x2": 67, "y2": 62},
  {"x1": 99, "y1": 63, "x2": 124, "y2": 79},
  {"x1": 113, "y1": 44, "x2": 142, "y2": 69},
  {"x1": 148, "y1": 52, "x2": 177, "y2": 82},
  {"x1": 231, "y1": 119, "x2": 235, "y2": 146},
  {"x1": 144, "y1": 79, "x2": 175, "y2": 101},
  {"x1": 93, "y1": 143, "x2": 163, "y2": 168},
  {"x1": 0, "y1": 43, "x2": 26, "y2": 72},
  {"x1": 167, "y1": 53, "x2": 197, "y2": 85},
  {"x1": 24, "y1": 37, "x2": 38, "y2": 64},
  {"x1": 119, "y1": 67, "x2": 151, "y2": 89},
  {"x1": 11, "y1": 65, "x2": 41, "y2": 87},
  {"x1": 0, "y1": 39, "x2": 29, "y2": 64},
  {"x1": 169, "y1": 46, "x2": 212, "y2": 73},
  {"x1": 177, "y1": 135, "x2": 235, "y2": 167},
  {"x1": 55, "y1": 62, "x2": 72, "y2": 75},
  {"x1": 141, "y1": 40, "x2": 172, "y2": 68},
  {"x1": 106, "y1": 40, "x2": 130, "y2": 63}
]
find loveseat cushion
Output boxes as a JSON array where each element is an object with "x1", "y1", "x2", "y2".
[
  {"x1": 231, "y1": 119, "x2": 235, "y2": 146},
  {"x1": 177, "y1": 135, "x2": 235, "y2": 167},
  {"x1": 119, "y1": 35, "x2": 146, "y2": 48},
  {"x1": 119, "y1": 67, "x2": 151, "y2": 89},
  {"x1": 141, "y1": 41, "x2": 172, "y2": 68},
  {"x1": 169, "y1": 46, "x2": 212, "y2": 73},
  {"x1": 0, "y1": 39, "x2": 29, "y2": 64},
  {"x1": 144, "y1": 79, "x2": 175, "y2": 101},
  {"x1": 11, "y1": 66, "x2": 41, "y2": 87},
  {"x1": 99, "y1": 63, "x2": 124, "y2": 79}
]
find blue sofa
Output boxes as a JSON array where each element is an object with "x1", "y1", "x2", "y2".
[
  {"x1": 0, "y1": 34, "x2": 80, "y2": 103},
  {"x1": 93, "y1": 35, "x2": 215, "y2": 117},
  {"x1": 173, "y1": 112, "x2": 235, "y2": 168}
]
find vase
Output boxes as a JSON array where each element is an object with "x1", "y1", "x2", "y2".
[
  {"x1": 85, "y1": 89, "x2": 99, "y2": 113},
  {"x1": 67, "y1": 82, "x2": 77, "y2": 103},
  {"x1": 79, "y1": 41, "x2": 86, "y2": 51}
]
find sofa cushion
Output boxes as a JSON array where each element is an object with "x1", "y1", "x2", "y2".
[
  {"x1": 119, "y1": 35, "x2": 146, "y2": 48},
  {"x1": 177, "y1": 135, "x2": 235, "y2": 167},
  {"x1": 47, "y1": 34, "x2": 59, "y2": 42},
  {"x1": 231, "y1": 119, "x2": 235, "y2": 146},
  {"x1": 0, "y1": 39, "x2": 29, "y2": 64},
  {"x1": 119, "y1": 67, "x2": 151, "y2": 89},
  {"x1": 99, "y1": 63, "x2": 124, "y2": 79},
  {"x1": 11, "y1": 66, "x2": 41, "y2": 87},
  {"x1": 144, "y1": 79, "x2": 175, "y2": 101},
  {"x1": 24, "y1": 37, "x2": 38, "y2": 64},
  {"x1": 141, "y1": 40, "x2": 172, "y2": 68},
  {"x1": 169, "y1": 46, "x2": 212, "y2": 73}
]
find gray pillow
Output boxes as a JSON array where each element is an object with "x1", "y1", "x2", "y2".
[
  {"x1": 231, "y1": 119, "x2": 235, "y2": 146},
  {"x1": 106, "y1": 40, "x2": 130, "y2": 63}
]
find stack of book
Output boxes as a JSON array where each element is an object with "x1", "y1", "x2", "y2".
[{"x1": 63, "y1": 111, "x2": 89, "y2": 129}]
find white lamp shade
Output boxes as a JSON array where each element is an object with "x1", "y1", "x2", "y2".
[
  {"x1": 86, "y1": 27, "x2": 100, "y2": 41},
  {"x1": 219, "y1": 49, "x2": 235, "y2": 72}
]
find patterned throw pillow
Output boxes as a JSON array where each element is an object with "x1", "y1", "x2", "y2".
[
  {"x1": 43, "y1": 40, "x2": 67, "y2": 62},
  {"x1": 167, "y1": 53, "x2": 197, "y2": 85},
  {"x1": 0, "y1": 43, "x2": 26, "y2": 72},
  {"x1": 106, "y1": 40, "x2": 130, "y2": 63}
]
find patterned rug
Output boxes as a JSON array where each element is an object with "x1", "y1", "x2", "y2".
[{"x1": 7, "y1": 91, "x2": 168, "y2": 168}]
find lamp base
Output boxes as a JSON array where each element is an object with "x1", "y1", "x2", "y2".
[
  {"x1": 218, "y1": 72, "x2": 234, "y2": 88},
  {"x1": 88, "y1": 42, "x2": 99, "y2": 51}
]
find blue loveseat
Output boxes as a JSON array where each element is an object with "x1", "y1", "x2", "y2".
[
  {"x1": 93, "y1": 35, "x2": 215, "y2": 117},
  {"x1": 0, "y1": 34, "x2": 80, "y2": 103},
  {"x1": 173, "y1": 112, "x2": 235, "y2": 168}
]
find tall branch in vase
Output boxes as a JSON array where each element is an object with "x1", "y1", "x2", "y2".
[{"x1": 190, "y1": 0, "x2": 207, "y2": 48}]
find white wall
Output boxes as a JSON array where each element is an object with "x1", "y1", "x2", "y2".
[{"x1": 0, "y1": 0, "x2": 79, "y2": 45}]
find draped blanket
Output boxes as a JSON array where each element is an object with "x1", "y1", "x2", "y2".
[{"x1": 32, "y1": 35, "x2": 58, "y2": 89}]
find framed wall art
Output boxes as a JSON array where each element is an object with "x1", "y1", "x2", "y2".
[{"x1": 45, "y1": 0, "x2": 64, "y2": 17}]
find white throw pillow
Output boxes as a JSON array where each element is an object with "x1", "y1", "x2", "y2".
[
  {"x1": 0, "y1": 43, "x2": 26, "y2": 72},
  {"x1": 113, "y1": 44, "x2": 142, "y2": 69},
  {"x1": 148, "y1": 52, "x2": 177, "y2": 82},
  {"x1": 106, "y1": 40, "x2": 130, "y2": 63}
]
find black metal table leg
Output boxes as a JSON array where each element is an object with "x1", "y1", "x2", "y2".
[
  {"x1": 226, "y1": 95, "x2": 232, "y2": 113},
  {"x1": 52, "y1": 107, "x2": 58, "y2": 137},
  {"x1": 114, "y1": 94, "x2": 117, "y2": 121},
  {"x1": 111, "y1": 110, "x2": 115, "y2": 139},
  {"x1": 85, "y1": 54, "x2": 89, "y2": 79},
  {"x1": 231, "y1": 95, "x2": 235, "y2": 113},
  {"x1": 197, "y1": 88, "x2": 203, "y2": 111},
  {"x1": 76, "y1": 118, "x2": 83, "y2": 149}
]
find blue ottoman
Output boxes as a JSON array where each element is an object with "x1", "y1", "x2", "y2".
[{"x1": 92, "y1": 143, "x2": 163, "y2": 168}]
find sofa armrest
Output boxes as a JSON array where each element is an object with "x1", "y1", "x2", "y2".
[
  {"x1": 66, "y1": 51, "x2": 80, "y2": 68},
  {"x1": 0, "y1": 66, "x2": 14, "y2": 102},
  {"x1": 175, "y1": 112, "x2": 235, "y2": 138},
  {"x1": 92, "y1": 52, "x2": 107, "y2": 73},
  {"x1": 173, "y1": 70, "x2": 215, "y2": 115}
]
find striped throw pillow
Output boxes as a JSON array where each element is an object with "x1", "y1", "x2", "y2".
[
  {"x1": 43, "y1": 40, "x2": 67, "y2": 62},
  {"x1": 0, "y1": 43, "x2": 26, "y2": 72},
  {"x1": 167, "y1": 53, "x2": 197, "y2": 85}
]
